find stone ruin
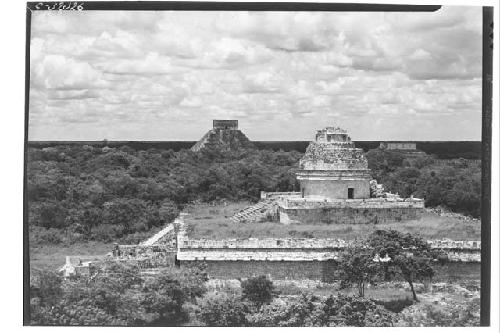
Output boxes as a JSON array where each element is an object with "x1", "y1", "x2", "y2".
[
  {"x1": 378, "y1": 141, "x2": 427, "y2": 159},
  {"x1": 58, "y1": 125, "x2": 479, "y2": 282},
  {"x1": 232, "y1": 126, "x2": 424, "y2": 225},
  {"x1": 191, "y1": 119, "x2": 253, "y2": 152},
  {"x1": 60, "y1": 215, "x2": 481, "y2": 282},
  {"x1": 379, "y1": 142, "x2": 417, "y2": 150}
]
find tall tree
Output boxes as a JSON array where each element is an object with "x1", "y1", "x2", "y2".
[
  {"x1": 338, "y1": 241, "x2": 382, "y2": 297},
  {"x1": 367, "y1": 230, "x2": 437, "y2": 301}
]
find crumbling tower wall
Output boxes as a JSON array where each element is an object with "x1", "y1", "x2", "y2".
[{"x1": 296, "y1": 127, "x2": 372, "y2": 199}]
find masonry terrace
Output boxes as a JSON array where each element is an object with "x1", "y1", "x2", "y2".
[{"x1": 175, "y1": 234, "x2": 481, "y2": 281}]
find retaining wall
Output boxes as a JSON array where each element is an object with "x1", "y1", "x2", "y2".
[
  {"x1": 277, "y1": 197, "x2": 424, "y2": 224},
  {"x1": 279, "y1": 206, "x2": 422, "y2": 224},
  {"x1": 195, "y1": 260, "x2": 480, "y2": 282},
  {"x1": 177, "y1": 237, "x2": 481, "y2": 262}
]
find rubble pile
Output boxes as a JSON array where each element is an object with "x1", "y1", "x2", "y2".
[
  {"x1": 428, "y1": 207, "x2": 480, "y2": 223},
  {"x1": 369, "y1": 180, "x2": 385, "y2": 198}
]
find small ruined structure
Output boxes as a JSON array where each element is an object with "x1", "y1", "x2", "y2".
[
  {"x1": 191, "y1": 120, "x2": 253, "y2": 152},
  {"x1": 379, "y1": 141, "x2": 427, "y2": 159},
  {"x1": 379, "y1": 142, "x2": 417, "y2": 150}
]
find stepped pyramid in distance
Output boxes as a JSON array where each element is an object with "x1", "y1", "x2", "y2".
[{"x1": 191, "y1": 120, "x2": 253, "y2": 152}]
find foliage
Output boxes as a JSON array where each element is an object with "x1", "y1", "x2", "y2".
[
  {"x1": 338, "y1": 241, "x2": 382, "y2": 297},
  {"x1": 365, "y1": 149, "x2": 481, "y2": 217},
  {"x1": 196, "y1": 292, "x2": 249, "y2": 326},
  {"x1": 30, "y1": 269, "x2": 63, "y2": 307},
  {"x1": 317, "y1": 294, "x2": 396, "y2": 326},
  {"x1": 367, "y1": 230, "x2": 438, "y2": 301},
  {"x1": 29, "y1": 262, "x2": 208, "y2": 326},
  {"x1": 241, "y1": 275, "x2": 276, "y2": 307},
  {"x1": 27, "y1": 145, "x2": 301, "y2": 245},
  {"x1": 247, "y1": 293, "x2": 395, "y2": 327},
  {"x1": 28, "y1": 144, "x2": 480, "y2": 246},
  {"x1": 397, "y1": 298, "x2": 480, "y2": 326},
  {"x1": 247, "y1": 294, "x2": 320, "y2": 327}
]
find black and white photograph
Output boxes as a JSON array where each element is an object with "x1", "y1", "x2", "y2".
[{"x1": 22, "y1": 1, "x2": 496, "y2": 328}]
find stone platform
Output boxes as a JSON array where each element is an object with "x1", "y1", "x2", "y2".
[{"x1": 277, "y1": 196, "x2": 425, "y2": 224}]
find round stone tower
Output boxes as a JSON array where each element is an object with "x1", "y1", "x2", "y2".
[{"x1": 296, "y1": 126, "x2": 372, "y2": 199}]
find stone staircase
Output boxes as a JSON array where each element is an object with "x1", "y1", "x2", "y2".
[
  {"x1": 230, "y1": 199, "x2": 278, "y2": 223},
  {"x1": 141, "y1": 224, "x2": 175, "y2": 246},
  {"x1": 191, "y1": 128, "x2": 253, "y2": 152}
]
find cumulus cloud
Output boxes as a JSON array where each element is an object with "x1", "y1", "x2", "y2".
[
  {"x1": 29, "y1": 7, "x2": 482, "y2": 141},
  {"x1": 31, "y1": 54, "x2": 105, "y2": 90}
]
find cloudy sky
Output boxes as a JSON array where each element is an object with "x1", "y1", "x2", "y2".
[{"x1": 29, "y1": 7, "x2": 482, "y2": 141}]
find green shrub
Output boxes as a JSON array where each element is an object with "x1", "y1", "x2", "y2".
[
  {"x1": 247, "y1": 294, "x2": 319, "y2": 327},
  {"x1": 318, "y1": 294, "x2": 395, "y2": 327},
  {"x1": 30, "y1": 262, "x2": 208, "y2": 326},
  {"x1": 241, "y1": 276, "x2": 276, "y2": 307},
  {"x1": 196, "y1": 292, "x2": 249, "y2": 326},
  {"x1": 29, "y1": 226, "x2": 65, "y2": 245}
]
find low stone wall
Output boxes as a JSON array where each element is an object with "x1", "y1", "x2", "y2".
[
  {"x1": 427, "y1": 207, "x2": 480, "y2": 224},
  {"x1": 177, "y1": 249, "x2": 341, "y2": 261},
  {"x1": 260, "y1": 191, "x2": 301, "y2": 199},
  {"x1": 178, "y1": 237, "x2": 347, "y2": 249},
  {"x1": 116, "y1": 244, "x2": 176, "y2": 261},
  {"x1": 196, "y1": 260, "x2": 480, "y2": 282},
  {"x1": 429, "y1": 239, "x2": 481, "y2": 250}
]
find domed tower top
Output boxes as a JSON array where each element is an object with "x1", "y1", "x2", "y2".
[{"x1": 299, "y1": 126, "x2": 368, "y2": 171}]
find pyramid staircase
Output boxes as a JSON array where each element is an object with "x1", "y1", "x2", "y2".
[
  {"x1": 191, "y1": 128, "x2": 253, "y2": 152},
  {"x1": 230, "y1": 199, "x2": 279, "y2": 223}
]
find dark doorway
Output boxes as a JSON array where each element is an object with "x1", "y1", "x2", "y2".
[
  {"x1": 301, "y1": 187, "x2": 305, "y2": 198},
  {"x1": 174, "y1": 255, "x2": 180, "y2": 267},
  {"x1": 348, "y1": 188, "x2": 354, "y2": 199}
]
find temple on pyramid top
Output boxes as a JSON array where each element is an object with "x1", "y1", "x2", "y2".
[{"x1": 191, "y1": 119, "x2": 252, "y2": 152}]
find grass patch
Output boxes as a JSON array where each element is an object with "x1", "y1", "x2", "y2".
[
  {"x1": 184, "y1": 202, "x2": 480, "y2": 240},
  {"x1": 374, "y1": 297, "x2": 414, "y2": 313},
  {"x1": 30, "y1": 241, "x2": 113, "y2": 271}
]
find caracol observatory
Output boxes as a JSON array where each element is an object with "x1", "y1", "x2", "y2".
[
  {"x1": 297, "y1": 127, "x2": 371, "y2": 199},
  {"x1": 250, "y1": 126, "x2": 425, "y2": 225}
]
